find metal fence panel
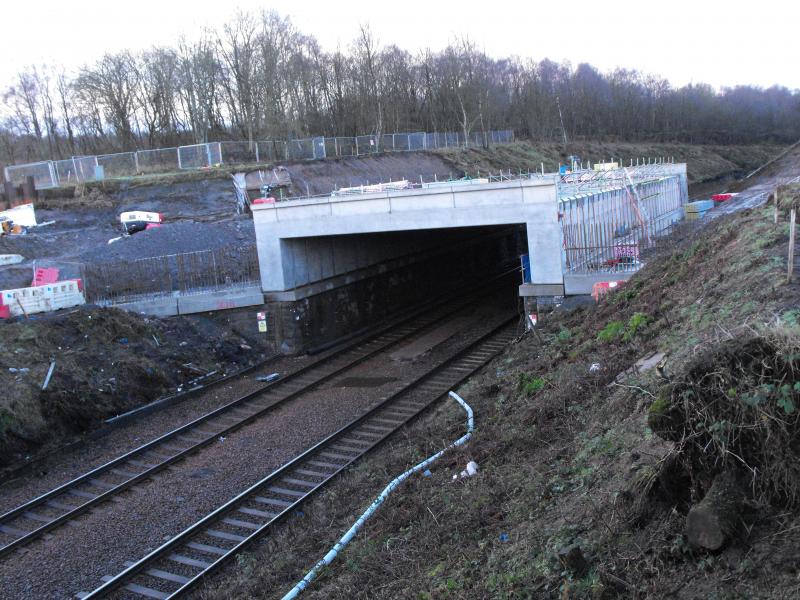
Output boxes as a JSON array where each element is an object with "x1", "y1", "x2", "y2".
[
  {"x1": 137, "y1": 148, "x2": 179, "y2": 174},
  {"x1": 332, "y1": 137, "x2": 353, "y2": 157},
  {"x1": 312, "y1": 137, "x2": 326, "y2": 160},
  {"x1": 408, "y1": 132, "x2": 425, "y2": 151},
  {"x1": 8, "y1": 129, "x2": 516, "y2": 189},
  {"x1": 220, "y1": 141, "x2": 259, "y2": 165},
  {"x1": 178, "y1": 143, "x2": 210, "y2": 169},
  {"x1": 208, "y1": 142, "x2": 222, "y2": 165},
  {"x1": 287, "y1": 138, "x2": 314, "y2": 161},
  {"x1": 97, "y1": 152, "x2": 137, "y2": 178},
  {"x1": 54, "y1": 157, "x2": 95, "y2": 184},
  {"x1": 256, "y1": 140, "x2": 283, "y2": 163},
  {"x1": 5, "y1": 161, "x2": 56, "y2": 189},
  {"x1": 354, "y1": 135, "x2": 375, "y2": 155}
]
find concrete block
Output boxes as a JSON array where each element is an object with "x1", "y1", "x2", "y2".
[
  {"x1": 114, "y1": 296, "x2": 179, "y2": 317},
  {"x1": 177, "y1": 287, "x2": 264, "y2": 315},
  {"x1": 519, "y1": 283, "x2": 565, "y2": 297}
]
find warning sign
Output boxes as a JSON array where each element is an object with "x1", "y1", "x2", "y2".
[
  {"x1": 528, "y1": 313, "x2": 538, "y2": 328},
  {"x1": 257, "y1": 311, "x2": 266, "y2": 321},
  {"x1": 258, "y1": 321, "x2": 267, "y2": 333}
]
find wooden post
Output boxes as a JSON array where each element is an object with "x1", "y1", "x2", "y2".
[
  {"x1": 22, "y1": 176, "x2": 35, "y2": 203},
  {"x1": 774, "y1": 189, "x2": 779, "y2": 225},
  {"x1": 789, "y1": 208, "x2": 796, "y2": 284},
  {"x1": 2, "y1": 180, "x2": 15, "y2": 209}
]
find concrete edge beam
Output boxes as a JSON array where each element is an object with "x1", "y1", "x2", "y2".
[
  {"x1": 177, "y1": 287, "x2": 264, "y2": 315},
  {"x1": 112, "y1": 296, "x2": 179, "y2": 317},
  {"x1": 563, "y1": 272, "x2": 636, "y2": 295},
  {"x1": 518, "y1": 283, "x2": 565, "y2": 297}
]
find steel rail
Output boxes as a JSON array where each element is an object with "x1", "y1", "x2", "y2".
[
  {"x1": 80, "y1": 315, "x2": 517, "y2": 599},
  {"x1": 0, "y1": 270, "x2": 516, "y2": 559}
]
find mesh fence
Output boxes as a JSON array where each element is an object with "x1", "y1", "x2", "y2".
[
  {"x1": 53, "y1": 157, "x2": 95, "y2": 184},
  {"x1": 137, "y1": 148, "x2": 179, "y2": 173},
  {"x1": 97, "y1": 152, "x2": 137, "y2": 178},
  {"x1": 6, "y1": 130, "x2": 514, "y2": 190},
  {"x1": 220, "y1": 141, "x2": 259, "y2": 165},
  {"x1": 178, "y1": 143, "x2": 212, "y2": 169},
  {"x1": 83, "y1": 244, "x2": 260, "y2": 304},
  {"x1": 4, "y1": 161, "x2": 56, "y2": 189}
]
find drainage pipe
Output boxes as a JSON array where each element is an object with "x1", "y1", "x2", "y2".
[{"x1": 281, "y1": 390, "x2": 474, "y2": 600}]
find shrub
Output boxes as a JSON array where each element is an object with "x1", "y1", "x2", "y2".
[
  {"x1": 518, "y1": 373, "x2": 547, "y2": 395},
  {"x1": 597, "y1": 321, "x2": 625, "y2": 343}
]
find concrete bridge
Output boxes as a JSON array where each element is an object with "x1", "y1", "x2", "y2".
[{"x1": 251, "y1": 163, "x2": 688, "y2": 300}]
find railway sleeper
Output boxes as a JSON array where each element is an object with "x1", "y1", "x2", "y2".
[
  {"x1": 237, "y1": 507, "x2": 277, "y2": 520},
  {"x1": 281, "y1": 477, "x2": 319, "y2": 488},
  {"x1": 222, "y1": 517, "x2": 261, "y2": 531}
]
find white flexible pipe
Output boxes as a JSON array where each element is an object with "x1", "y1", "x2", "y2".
[{"x1": 280, "y1": 390, "x2": 474, "y2": 600}]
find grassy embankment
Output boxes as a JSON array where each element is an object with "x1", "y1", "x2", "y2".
[{"x1": 436, "y1": 141, "x2": 784, "y2": 187}]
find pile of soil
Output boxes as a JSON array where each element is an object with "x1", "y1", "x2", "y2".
[
  {"x1": 77, "y1": 218, "x2": 255, "y2": 263},
  {"x1": 0, "y1": 306, "x2": 260, "y2": 469}
]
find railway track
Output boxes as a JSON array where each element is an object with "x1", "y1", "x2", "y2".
[
  {"x1": 0, "y1": 275, "x2": 515, "y2": 560},
  {"x1": 80, "y1": 316, "x2": 518, "y2": 599}
]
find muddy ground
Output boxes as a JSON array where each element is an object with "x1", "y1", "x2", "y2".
[{"x1": 0, "y1": 305, "x2": 267, "y2": 470}]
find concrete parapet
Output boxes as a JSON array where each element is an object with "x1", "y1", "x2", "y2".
[{"x1": 176, "y1": 287, "x2": 264, "y2": 315}]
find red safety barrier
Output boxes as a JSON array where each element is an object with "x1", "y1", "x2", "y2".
[
  {"x1": 251, "y1": 197, "x2": 276, "y2": 205},
  {"x1": 591, "y1": 280, "x2": 626, "y2": 303},
  {"x1": 711, "y1": 193, "x2": 737, "y2": 202},
  {"x1": 145, "y1": 223, "x2": 162, "y2": 230},
  {"x1": 0, "y1": 304, "x2": 9, "y2": 319},
  {"x1": 31, "y1": 267, "x2": 60, "y2": 287}
]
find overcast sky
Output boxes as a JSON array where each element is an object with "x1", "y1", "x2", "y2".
[{"x1": 3, "y1": 0, "x2": 798, "y2": 90}]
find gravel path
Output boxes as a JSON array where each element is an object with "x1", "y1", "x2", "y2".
[{"x1": 0, "y1": 294, "x2": 513, "y2": 599}]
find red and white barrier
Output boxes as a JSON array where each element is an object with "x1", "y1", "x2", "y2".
[
  {"x1": 591, "y1": 280, "x2": 626, "y2": 303},
  {"x1": 0, "y1": 279, "x2": 85, "y2": 318},
  {"x1": 711, "y1": 193, "x2": 738, "y2": 202}
]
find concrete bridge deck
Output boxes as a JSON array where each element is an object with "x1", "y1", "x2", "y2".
[{"x1": 251, "y1": 163, "x2": 688, "y2": 298}]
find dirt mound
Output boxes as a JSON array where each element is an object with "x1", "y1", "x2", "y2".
[
  {"x1": 78, "y1": 218, "x2": 255, "y2": 264},
  {"x1": 0, "y1": 306, "x2": 260, "y2": 469},
  {"x1": 73, "y1": 185, "x2": 114, "y2": 209},
  {"x1": 651, "y1": 332, "x2": 800, "y2": 507}
]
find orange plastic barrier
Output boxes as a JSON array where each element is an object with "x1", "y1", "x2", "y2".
[{"x1": 591, "y1": 280, "x2": 626, "y2": 303}]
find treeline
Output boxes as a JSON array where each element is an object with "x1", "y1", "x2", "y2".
[{"x1": 2, "y1": 10, "x2": 799, "y2": 165}]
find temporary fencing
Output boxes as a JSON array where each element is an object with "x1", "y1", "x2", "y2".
[
  {"x1": 4, "y1": 129, "x2": 514, "y2": 190},
  {"x1": 82, "y1": 245, "x2": 261, "y2": 305}
]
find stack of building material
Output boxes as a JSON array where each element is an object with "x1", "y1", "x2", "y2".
[
  {"x1": 685, "y1": 200, "x2": 715, "y2": 221},
  {"x1": 0, "y1": 279, "x2": 85, "y2": 318}
]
